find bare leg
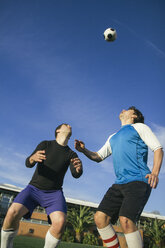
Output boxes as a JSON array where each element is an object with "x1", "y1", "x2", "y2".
[
  {"x1": 119, "y1": 216, "x2": 143, "y2": 248},
  {"x1": 44, "y1": 211, "x2": 66, "y2": 248},
  {"x1": 119, "y1": 216, "x2": 137, "y2": 234},
  {"x1": 1, "y1": 203, "x2": 28, "y2": 248},
  {"x1": 94, "y1": 211, "x2": 120, "y2": 248}
]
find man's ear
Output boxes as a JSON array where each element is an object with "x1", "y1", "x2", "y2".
[
  {"x1": 56, "y1": 129, "x2": 61, "y2": 135},
  {"x1": 132, "y1": 114, "x2": 137, "y2": 122}
]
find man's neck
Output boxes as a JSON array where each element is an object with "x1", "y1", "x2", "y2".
[
  {"x1": 121, "y1": 119, "x2": 134, "y2": 126},
  {"x1": 56, "y1": 136, "x2": 69, "y2": 146}
]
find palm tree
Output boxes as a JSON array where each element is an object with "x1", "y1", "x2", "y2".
[
  {"x1": 67, "y1": 205, "x2": 94, "y2": 243},
  {"x1": 143, "y1": 218, "x2": 165, "y2": 247}
]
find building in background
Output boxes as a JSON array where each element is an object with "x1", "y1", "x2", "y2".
[{"x1": 1, "y1": 183, "x2": 165, "y2": 247}]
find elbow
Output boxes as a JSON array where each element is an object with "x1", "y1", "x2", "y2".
[
  {"x1": 155, "y1": 147, "x2": 164, "y2": 154},
  {"x1": 25, "y1": 157, "x2": 33, "y2": 168},
  {"x1": 96, "y1": 158, "x2": 102, "y2": 163},
  {"x1": 73, "y1": 174, "x2": 82, "y2": 179},
  {"x1": 154, "y1": 148, "x2": 164, "y2": 163},
  {"x1": 25, "y1": 158, "x2": 30, "y2": 167},
  {"x1": 159, "y1": 148, "x2": 164, "y2": 158},
  {"x1": 72, "y1": 170, "x2": 83, "y2": 178},
  {"x1": 162, "y1": 149, "x2": 164, "y2": 159},
  {"x1": 25, "y1": 163, "x2": 32, "y2": 168},
  {"x1": 95, "y1": 153, "x2": 103, "y2": 163}
]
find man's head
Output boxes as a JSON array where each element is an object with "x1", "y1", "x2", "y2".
[
  {"x1": 119, "y1": 106, "x2": 144, "y2": 124},
  {"x1": 55, "y1": 123, "x2": 72, "y2": 139},
  {"x1": 128, "y1": 106, "x2": 144, "y2": 123}
]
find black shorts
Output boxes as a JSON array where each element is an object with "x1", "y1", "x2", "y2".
[{"x1": 97, "y1": 181, "x2": 151, "y2": 224}]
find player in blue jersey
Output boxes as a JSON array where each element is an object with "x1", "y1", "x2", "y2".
[{"x1": 75, "y1": 106, "x2": 163, "y2": 248}]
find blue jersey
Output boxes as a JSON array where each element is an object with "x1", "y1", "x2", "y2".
[{"x1": 98, "y1": 123, "x2": 162, "y2": 184}]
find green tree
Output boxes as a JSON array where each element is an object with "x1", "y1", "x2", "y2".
[
  {"x1": 83, "y1": 232, "x2": 99, "y2": 246},
  {"x1": 143, "y1": 218, "x2": 165, "y2": 247},
  {"x1": 67, "y1": 206, "x2": 94, "y2": 243},
  {"x1": 61, "y1": 227, "x2": 74, "y2": 243}
]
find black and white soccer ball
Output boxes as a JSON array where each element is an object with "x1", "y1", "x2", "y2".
[{"x1": 103, "y1": 28, "x2": 117, "y2": 42}]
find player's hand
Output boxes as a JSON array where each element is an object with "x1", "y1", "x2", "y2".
[
  {"x1": 30, "y1": 150, "x2": 46, "y2": 164},
  {"x1": 145, "y1": 173, "x2": 159, "y2": 188},
  {"x1": 74, "y1": 140, "x2": 85, "y2": 152},
  {"x1": 71, "y1": 158, "x2": 82, "y2": 173}
]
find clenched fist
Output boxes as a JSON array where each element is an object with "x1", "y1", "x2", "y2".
[{"x1": 74, "y1": 140, "x2": 85, "y2": 152}]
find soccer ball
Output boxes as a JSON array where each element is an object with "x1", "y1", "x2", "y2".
[{"x1": 103, "y1": 28, "x2": 117, "y2": 42}]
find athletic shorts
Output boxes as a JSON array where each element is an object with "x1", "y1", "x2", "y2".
[
  {"x1": 13, "y1": 184, "x2": 67, "y2": 223},
  {"x1": 97, "y1": 181, "x2": 151, "y2": 224}
]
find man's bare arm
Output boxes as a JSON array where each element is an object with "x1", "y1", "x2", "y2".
[
  {"x1": 145, "y1": 148, "x2": 164, "y2": 188},
  {"x1": 74, "y1": 139, "x2": 102, "y2": 162}
]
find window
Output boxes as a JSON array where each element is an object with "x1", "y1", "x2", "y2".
[{"x1": 29, "y1": 229, "x2": 34, "y2": 234}]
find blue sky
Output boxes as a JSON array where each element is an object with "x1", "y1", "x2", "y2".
[{"x1": 0, "y1": 0, "x2": 165, "y2": 215}]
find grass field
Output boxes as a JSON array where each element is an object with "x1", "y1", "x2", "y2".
[{"x1": 11, "y1": 235, "x2": 103, "y2": 248}]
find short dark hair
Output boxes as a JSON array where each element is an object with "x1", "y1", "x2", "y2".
[
  {"x1": 128, "y1": 106, "x2": 144, "y2": 123},
  {"x1": 55, "y1": 123, "x2": 68, "y2": 138}
]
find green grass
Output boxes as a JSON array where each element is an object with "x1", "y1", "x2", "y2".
[
  {"x1": 13, "y1": 236, "x2": 44, "y2": 248},
  {"x1": 12, "y1": 235, "x2": 102, "y2": 248}
]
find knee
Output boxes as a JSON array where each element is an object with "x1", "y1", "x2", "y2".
[
  {"x1": 3, "y1": 207, "x2": 20, "y2": 230},
  {"x1": 119, "y1": 216, "x2": 128, "y2": 228},
  {"x1": 6, "y1": 206, "x2": 20, "y2": 221},
  {"x1": 94, "y1": 211, "x2": 110, "y2": 229},
  {"x1": 94, "y1": 212, "x2": 101, "y2": 226},
  {"x1": 51, "y1": 213, "x2": 66, "y2": 232},
  {"x1": 119, "y1": 216, "x2": 136, "y2": 233}
]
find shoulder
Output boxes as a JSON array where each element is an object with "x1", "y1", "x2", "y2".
[
  {"x1": 132, "y1": 123, "x2": 151, "y2": 133},
  {"x1": 100, "y1": 133, "x2": 116, "y2": 148},
  {"x1": 37, "y1": 140, "x2": 56, "y2": 149},
  {"x1": 37, "y1": 140, "x2": 48, "y2": 148},
  {"x1": 107, "y1": 133, "x2": 117, "y2": 141},
  {"x1": 132, "y1": 123, "x2": 148, "y2": 128},
  {"x1": 132, "y1": 123, "x2": 162, "y2": 150},
  {"x1": 132, "y1": 123, "x2": 154, "y2": 138},
  {"x1": 97, "y1": 133, "x2": 116, "y2": 159}
]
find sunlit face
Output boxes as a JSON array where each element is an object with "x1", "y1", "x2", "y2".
[
  {"x1": 119, "y1": 109, "x2": 136, "y2": 122},
  {"x1": 58, "y1": 124, "x2": 72, "y2": 138}
]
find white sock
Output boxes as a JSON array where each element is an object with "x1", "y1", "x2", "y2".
[
  {"x1": 44, "y1": 230, "x2": 60, "y2": 248},
  {"x1": 1, "y1": 229, "x2": 18, "y2": 248},
  {"x1": 97, "y1": 225, "x2": 120, "y2": 248},
  {"x1": 125, "y1": 230, "x2": 143, "y2": 248}
]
